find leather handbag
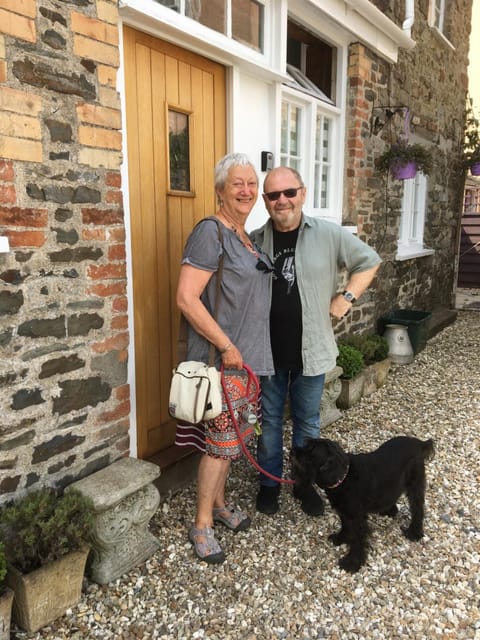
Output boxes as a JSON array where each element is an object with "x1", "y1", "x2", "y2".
[{"x1": 168, "y1": 360, "x2": 222, "y2": 423}]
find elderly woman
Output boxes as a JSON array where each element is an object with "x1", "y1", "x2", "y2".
[{"x1": 175, "y1": 153, "x2": 274, "y2": 563}]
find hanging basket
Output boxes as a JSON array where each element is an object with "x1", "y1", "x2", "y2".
[
  {"x1": 390, "y1": 160, "x2": 417, "y2": 180},
  {"x1": 470, "y1": 161, "x2": 480, "y2": 176}
]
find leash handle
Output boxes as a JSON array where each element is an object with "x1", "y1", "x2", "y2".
[{"x1": 220, "y1": 364, "x2": 295, "y2": 486}]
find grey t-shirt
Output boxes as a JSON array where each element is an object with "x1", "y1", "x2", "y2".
[{"x1": 181, "y1": 217, "x2": 274, "y2": 376}]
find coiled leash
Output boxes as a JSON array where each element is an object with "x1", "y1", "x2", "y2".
[{"x1": 220, "y1": 364, "x2": 295, "y2": 486}]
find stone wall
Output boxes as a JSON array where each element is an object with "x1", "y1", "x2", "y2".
[
  {"x1": 343, "y1": 0, "x2": 472, "y2": 326},
  {"x1": 0, "y1": 0, "x2": 129, "y2": 502}
]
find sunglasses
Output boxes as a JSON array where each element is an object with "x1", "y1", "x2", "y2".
[
  {"x1": 256, "y1": 257, "x2": 276, "y2": 274},
  {"x1": 263, "y1": 186, "x2": 303, "y2": 202}
]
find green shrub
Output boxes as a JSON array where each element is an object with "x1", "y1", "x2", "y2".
[
  {"x1": 339, "y1": 333, "x2": 389, "y2": 365},
  {"x1": 0, "y1": 487, "x2": 95, "y2": 574},
  {"x1": 0, "y1": 541, "x2": 7, "y2": 592},
  {"x1": 337, "y1": 344, "x2": 364, "y2": 380}
]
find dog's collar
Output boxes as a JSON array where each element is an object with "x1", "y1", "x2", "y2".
[{"x1": 326, "y1": 464, "x2": 350, "y2": 489}]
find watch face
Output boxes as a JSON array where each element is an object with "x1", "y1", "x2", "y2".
[{"x1": 343, "y1": 291, "x2": 355, "y2": 302}]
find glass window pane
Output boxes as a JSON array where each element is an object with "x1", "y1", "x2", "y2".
[
  {"x1": 168, "y1": 110, "x2": 190, "y2": 191},
  {"x1": 281, "y1": 103, "x2": 288, "y2": 154},
  {"x1": 156, "y1": 0, "x2": 181, "y2": 10},
  {"x1": 232, "y1": 0, "x2": 263, "y2": 52},
  {"x1": 290, "y1": 107, "x2": 300, "y2": 155},
  {"x1": 186, "y1": 0, "x2": 226, "y2": 35}
]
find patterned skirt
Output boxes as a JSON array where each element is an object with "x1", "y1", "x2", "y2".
[{"x1": 174, "y1": 371, "x2": 259, "y2": 461}]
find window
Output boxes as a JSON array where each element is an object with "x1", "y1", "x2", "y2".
[
  {"x1": 280, "y1": 21, "x2": 340, "y2": 218},
  {"x1": 168, "y1": 109, "x2": 191, "y2": 192},
  {"x1": 428, "y1": 0, "x2": 454, "y2": 44},
  {"x1": 156, "y1": 0, "x2": 264, "y2": 52},
  {"x1": 396, "y1": 173, "x2": 434, "y2": 260}
]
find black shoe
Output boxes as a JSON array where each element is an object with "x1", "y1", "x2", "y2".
[
  {"x1": 256, "y1": 485, "x2": 280, "y2": 515},
  {"x1": 293, "y1": 485, "x2": 324, "y2": 516}
]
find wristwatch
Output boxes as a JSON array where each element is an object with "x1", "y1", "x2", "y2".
[{"x1": 342, "y1": 290, "x2": 356, "y2": 304}]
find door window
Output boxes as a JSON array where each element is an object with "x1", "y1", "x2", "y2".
[{"x1": 168, "y1": 109, "x2": 191, "y2": 192}]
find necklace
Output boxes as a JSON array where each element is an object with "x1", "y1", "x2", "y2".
[{"x1": 217, "y1": 210, "x2": 258, "y2": 256}]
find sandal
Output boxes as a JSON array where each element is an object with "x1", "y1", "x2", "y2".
[
  {"x1": 213, "y1": 504, "x2": 251, "y2": 532},
  {"x1": 189, "y1": 526, "x2": 225, "y2": 564}
]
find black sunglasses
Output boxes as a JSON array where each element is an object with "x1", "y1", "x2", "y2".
[
  {"x1": 263, "y1": 186, "x2": 303, "y2": 202},
  {"x1": 256, "y1": 257, "x2": 276, "y2": 274}
]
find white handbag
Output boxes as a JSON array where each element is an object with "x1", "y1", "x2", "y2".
[{"x1": 169, "y1": 360, "x2": 222, "y2": 424}]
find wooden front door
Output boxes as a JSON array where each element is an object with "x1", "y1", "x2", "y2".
[{"x1": 123, "y1": 26, "x2": 226, "y2": 459}]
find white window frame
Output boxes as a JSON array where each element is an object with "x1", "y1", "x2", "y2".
[
  {"x1": 280, "y1": 87, "x2": 341, "y2": 221},
  {"x1": 428, "y1": 0, "x2": 454, "y2": 48},
  {"x1": 396, "y1": 173, "x2": 435, "y2": 260}
]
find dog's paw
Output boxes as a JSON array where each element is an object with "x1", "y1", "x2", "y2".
[
  {"x1": 402, "y1": 525, "x2": 424, "y2": 541},
  {"x1": 329, "y1": 531, "x2": 347, "y2": 546},
  {"x1": 339, "y1": 554, "x2": 362, "y2": 573}
]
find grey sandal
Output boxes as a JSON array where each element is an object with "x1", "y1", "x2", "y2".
[
  {"x1": 213, "y1": 504, "x2": 251, "y2": 532},
  {"x1": 189, "y1": 526, "x2": 225, "y2": 564}
]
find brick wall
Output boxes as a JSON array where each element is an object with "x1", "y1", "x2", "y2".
[
  {"x1": 343, "y1": 0, "x2": 472, "y2": 326},
  {"x1": 0, "y1": 0, "x2": 129, "y2": 502}
]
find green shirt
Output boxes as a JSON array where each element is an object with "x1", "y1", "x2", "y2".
[{"x1": 250, "y1": 215, "x2": 382, "y2": 376}]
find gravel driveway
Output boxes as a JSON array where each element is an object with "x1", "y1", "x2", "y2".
[{"x1": 14, "y1": 310, "x2": 480, "y2": 640}]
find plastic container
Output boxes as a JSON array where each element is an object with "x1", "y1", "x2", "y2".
[{"x1": 377, "y1": 310, "x2": 431, "y2": 355}]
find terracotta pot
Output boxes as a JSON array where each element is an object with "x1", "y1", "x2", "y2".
[
  {"x1": 470, "y1": 161, "x2": 480, "y2": 176},
  {"x1": 5, "y1": 548, "x2": 89, "y2": 633},
  {"x1": 0, "y1": 587, "x2": 14, "y2": 640},
  {"x1": 390, "y1": 160, "x2": 417, "y2": 180}
]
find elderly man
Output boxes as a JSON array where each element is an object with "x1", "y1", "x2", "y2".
[{"x1": 250, "y1": 166, "x2": 381, "y2": 516}]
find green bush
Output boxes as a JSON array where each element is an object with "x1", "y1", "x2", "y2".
[
  {"x1": 0, "y1": 541, "x2": 7, "y2": 592},
  {"x1": 339, "y1": 333, "x2": 389, "y2": 365},
  {"x1": 0, "y1": 487, "x2": 95, "y2": 574},
  {"x1": 337, "y1": 344, "x2": 364, "y2": 380}
]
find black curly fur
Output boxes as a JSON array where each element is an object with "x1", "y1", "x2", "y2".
[{"x1": 291, "y1": 436, "x2": 434, "y2": 573}]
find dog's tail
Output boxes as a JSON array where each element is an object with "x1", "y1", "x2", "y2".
[{"x1": 422, "y1": 438, "x2": 435, "y2": 461}]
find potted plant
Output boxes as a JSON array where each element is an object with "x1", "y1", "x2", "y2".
[
  {"x1": 0, "y1": 487, "x2": 95, "y2": 633},
  {"x1": 464, "y1": 97, "x2": 480, "y2": 176},
  {"x1": 336, "y1": 343, "x2": 365, "y2": 409},
  {"x1": 375, "y1": 140, "x2": 433, "y2": 180},
  {"x1": 0, "y1": 541, "x2": 14, "y2": 640},
  {"x1": 339, "y1": 333, "x2": 391, "y2": 397}
]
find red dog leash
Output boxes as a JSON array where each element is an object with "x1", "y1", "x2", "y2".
[{"x1": 220, "y1": 364, "x2": 295, "y2": 485}]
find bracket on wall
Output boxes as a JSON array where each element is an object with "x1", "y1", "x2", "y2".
[{"x1": 370, "y1": 105, "x2": 407, "y2": 136}]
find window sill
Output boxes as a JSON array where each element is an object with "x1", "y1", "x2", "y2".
[{"x1": 395, "y1": 247, "x2": 435, "y2": 261}]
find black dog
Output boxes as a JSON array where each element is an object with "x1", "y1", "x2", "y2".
[{"x1": 291, "y1": 436, "x2": 434, "y2": 573}]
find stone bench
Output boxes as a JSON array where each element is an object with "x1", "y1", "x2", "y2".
[
  {"x1": 69, "y1": 457, "x2": 161, "y2": 584},
  {"x1": 320, "y1": 365, "x2": 343, "y2": 428}
]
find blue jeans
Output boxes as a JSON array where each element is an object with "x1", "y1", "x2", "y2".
[{"x1": 257, "y1": 369, "x2": 325, "y2": 487}]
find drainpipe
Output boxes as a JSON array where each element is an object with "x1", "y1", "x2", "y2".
[{"x1": 403, "y1": 0, "x2": 415, "y2": 37}]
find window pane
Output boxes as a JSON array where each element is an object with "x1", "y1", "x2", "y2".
[
  {"x1": 290, "y1": 107, "x2": 300, "y2": 155},
  {"x1": 281, "y1": 103, "x2": 288, "y2": 153},
  {"x1": 168, "y1": 110, "x2": 190, "y2": 191},
  {"x1": 232, "y1": 0, "x2": 263, "y2": 52},
  {"x1": 156, "y1": 0, "x2": 181, "y2": 10},
  {"x1": 187, "y1": 0, "x2": 226, "y2": 35}
]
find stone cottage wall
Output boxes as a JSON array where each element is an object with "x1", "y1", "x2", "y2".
[
  {"x1": 344, "y1": 1, "x2": 472, "y2": 322},
  {"x1": 0, "y1": 0, "x2": 129, "y2": 503}
]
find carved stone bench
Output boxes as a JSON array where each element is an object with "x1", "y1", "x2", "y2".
[{"x1": 69, "y1": 457, "x2": 161, "y2": 584}]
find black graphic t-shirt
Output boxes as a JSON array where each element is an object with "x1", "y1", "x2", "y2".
[{"x1": 270, "y1": 227, "x2": 303, "y2": 369}]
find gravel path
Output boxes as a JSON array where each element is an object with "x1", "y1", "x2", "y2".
[{"x1": 14, "y1": 310, "x2": 480, "y2": 640}]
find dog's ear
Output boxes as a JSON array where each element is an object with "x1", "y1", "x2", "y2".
[{"x1": 312, "y1": 439, "x2": 349, "y2": 489}]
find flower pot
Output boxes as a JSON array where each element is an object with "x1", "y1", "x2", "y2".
[
  {"x1": 5, "y1": 547, "x2": 89, "y2": 633},
  {"x1": 391, "y1": 160, "x2": 417, "y2": 180},
  {"x1": 0, "y1": 587, "x2": 14, "y2": 640},
  {"x1": 337, "y1": 372, "x2": 365, "y2": 409},
  {"x1": 470, "y1": 161, "x2": 480, "y2": 176},
  {"x1": 362, "y1": 358, "x2": 392, "y2": 397}
]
